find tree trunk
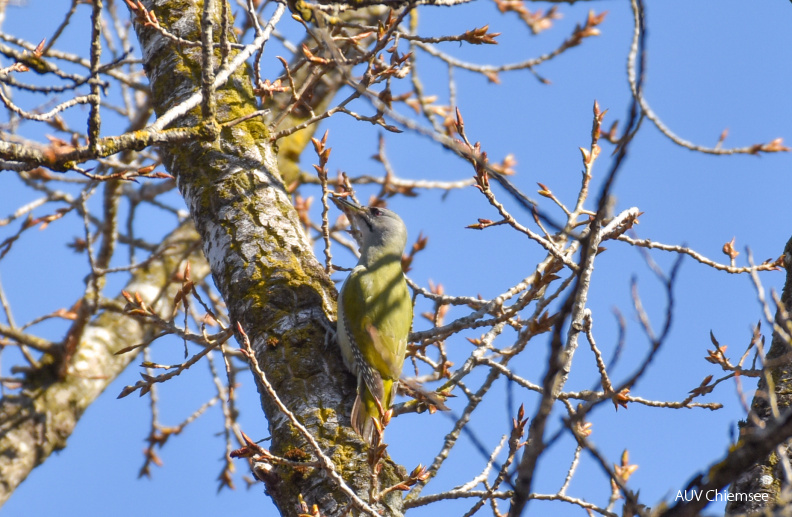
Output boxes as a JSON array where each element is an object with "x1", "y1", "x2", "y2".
[
  {"x1": 131, "y1": 1, "x2": 404, "y2": 515},
  {"x1": 727, "y1": 236, "x2": 792, "y2": 514}
]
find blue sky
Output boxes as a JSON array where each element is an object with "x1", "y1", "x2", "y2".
[{"x1": 1, "y1": 1, "x2": 792, "y2": 516}]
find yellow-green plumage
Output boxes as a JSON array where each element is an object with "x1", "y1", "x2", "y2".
[{"x1": 333, "y1": 198, "x2": 412, "y2": 444}]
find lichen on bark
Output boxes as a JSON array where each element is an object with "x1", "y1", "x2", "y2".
[
  {"x1": 130, "y1": 1, "x2": 405, "y2": 515},
  {"x1": 727, "y1": 235, "x2": 792, "y2": 515},
  {"x1": 0, "y1": 222, "x2": 207, "y2": 506}
]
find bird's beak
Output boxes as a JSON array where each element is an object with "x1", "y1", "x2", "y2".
[
  {"x1": 331, "y1": 195, "x2": 365, "y2": 244},
  {"x1": 330, "y1": 195, "x2": 364, "y2": 215}
]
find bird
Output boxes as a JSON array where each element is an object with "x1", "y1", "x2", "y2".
[{"x1": 332, "y1": 196, "x2": 412, "y2": 445}]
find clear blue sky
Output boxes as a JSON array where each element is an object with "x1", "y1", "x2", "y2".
[{"x1": 1, "y1": 1, "x2": 791, "y2": 516}]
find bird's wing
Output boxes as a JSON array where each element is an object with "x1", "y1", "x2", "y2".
[{"x1": 341, "y1": 265, "x2": 411, "y2": 383}]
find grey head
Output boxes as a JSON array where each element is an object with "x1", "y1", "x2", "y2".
[{"x1": 331, "y1": 196, "x2": 407, "y2": 261}]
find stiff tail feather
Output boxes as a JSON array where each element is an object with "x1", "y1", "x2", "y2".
[{"x1": 351, "y1": 378, "x2": 397, "y2": 445}]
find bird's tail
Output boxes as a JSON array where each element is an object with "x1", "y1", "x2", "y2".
[{"x1": 351, "y1": 378, "x2": 397, "y2": 445}]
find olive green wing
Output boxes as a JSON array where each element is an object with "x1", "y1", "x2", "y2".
[{"x1": 341, "y1": 265, "x2": 411, "y2": 390}]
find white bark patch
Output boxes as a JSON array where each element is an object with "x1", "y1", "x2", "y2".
[
  {"x1": 271, "y1": 307, "x2": 324, "y2": 334},
  {"x1": 72, "y1": 327, "x2": 113, "y2": 371},
  {"x1": 170, "y1": 9, "x2": 200, "y2": 37},
  {"x1": 67, "y1": 327, "x2": 118, "y2": 397},
  {"x1": 139, "y1": 29, "x2": 168, "y2": 64},
  {"x1": 202, "y1": 218, "x2": 235, "y2": 277},
  {"x1": 14, "y1": 439, "x2": 30, "y2": 455},
  {"x1": 267, "y1": 408, "x2": 289, "y2": 430}
]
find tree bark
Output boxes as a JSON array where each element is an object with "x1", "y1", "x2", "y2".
[
  {"x1": 0, "y1": 221, "x2": 206, "y2": 505},
  {"x1": 131, "y1": 2, "x2": 404, "y2": 515},
  {"x1": 726, "y1": 236, "x2": 792, "y2": 514}
]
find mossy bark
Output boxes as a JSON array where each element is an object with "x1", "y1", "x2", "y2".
[
  {"x1": 727, "y1": 235, "x2": 792, "y2": 515},
  {"x1": 131, "y1": 2, "x2": 404, "y2": 515},
  {"x1": 0, "y1": 222, "x2": 206, "y2": 506}
]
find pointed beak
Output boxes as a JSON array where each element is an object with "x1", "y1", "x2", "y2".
[
  {"x1": 331, "y1": 195, "x2": 366, "y2": 245},
  {"x1": 331, "y1": 195, "x2": 364, "y2": 216}
]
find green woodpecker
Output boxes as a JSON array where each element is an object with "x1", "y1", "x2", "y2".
[{"x1": 332, "y1": 196, "x2": 412, "y2": 444}]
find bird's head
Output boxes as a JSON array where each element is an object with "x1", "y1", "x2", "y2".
[{"x1": 331, "y1": 196, "x2": 407, "y2": 261}]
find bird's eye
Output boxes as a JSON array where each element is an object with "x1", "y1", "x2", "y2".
[{"x1": 369, "y1": 207, "x2": 382, "y2": 216}]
